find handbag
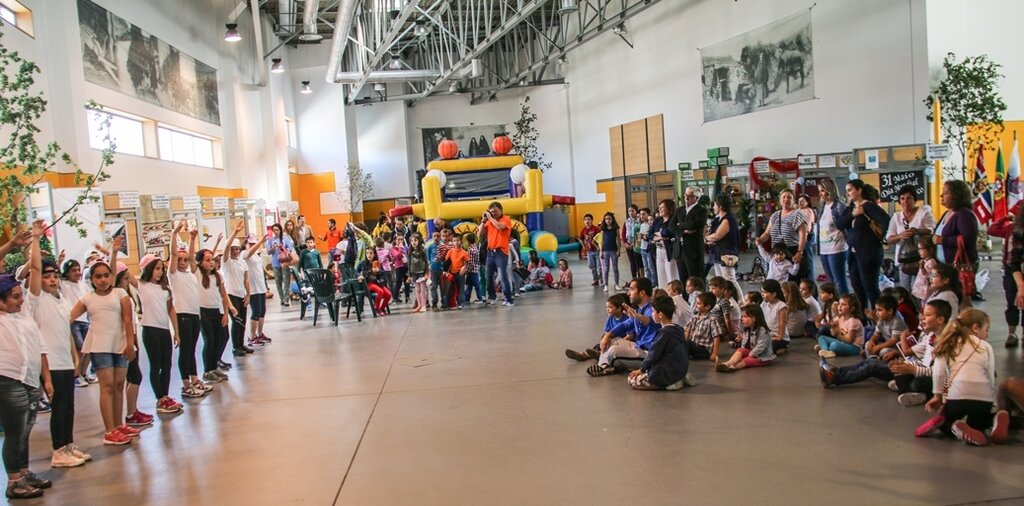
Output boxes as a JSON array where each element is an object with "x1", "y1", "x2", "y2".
[
  {"x1": 953, "y1": 236, "x2": 976, "y2": 302},
  {"x1": 277, "y1": 247, "x2": 294, "y2": 266}
]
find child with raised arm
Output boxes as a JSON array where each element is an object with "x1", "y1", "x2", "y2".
[{"x1": 628, "y1": 294, "x2": 693, "y2": 391}]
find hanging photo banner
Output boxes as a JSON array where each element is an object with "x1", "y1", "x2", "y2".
[
  {"x1": 798, "y1": 155, "x2": 816, "y2": 169},
  {"x1": 212, "y1": 197, "x2": 229, "y2": 210},
  {"x1": 151, "y1": 194, "x2": 171, "y2": 209},
  {"x1": 182, "y1": 195, "x2": 202, "y2": 210},
  {"x1": 118, "y1": 191, "x2": 140, "y2": 208}
]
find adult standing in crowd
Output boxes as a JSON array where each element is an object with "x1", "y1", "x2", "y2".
[
  {"x1": 295, "y1": 215, "x2": 314, "y2": 252},
  {"x1": 650, "y1": 199, "x2": 678, "y2": 289},
  {"x1": 757, "y1": 189, "x2": 810, "y2": 282},
  {"x1": 835, "y1": 180, "x2": 890, "y2": 313},
  {"x1": 284, "y1": 220, "x2": 300, "y2": 252},
  {"x1": 817, "y1": 180, "x2": 849, "y2": 294},
  {"x1": 991, "y1": 202, "x2": 1022, "y2": 348},
  {"x1": 705, "y1": 194, "x2": 743, "y2": 297},
  {"x1": 267, "y1": 223, "x2": 295, "y2": 307},
  {"x1": 479, "y1": 202, "x2": 515, "y2": 307},
  {"x1": 669, "y1": 187, "x2": 708, "y2": 282},
  {"x1": 885, "y1": 185, "x2": 935, "y2": 293},
  {"x1": 321, "y1": 218, "x2": 343, "y2": 256},
  {"x1": 622, "y1": 205, "x2": 642, "y2": 280},
  {"x1": 797, "y1": 194, "x2": 817, "y2": 282},
  {"x1": 937, "y1": 180, "x2": 979, "y2": 297}
]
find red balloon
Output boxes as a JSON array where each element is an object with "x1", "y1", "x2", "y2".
[
  {"x1": 438, "y1": 139, "x2": 459, "y2": 159},
  {"x1": 491, "y1": 135, "x2": 512, "y2": 155}
]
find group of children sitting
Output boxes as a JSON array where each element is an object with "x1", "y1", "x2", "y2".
[{"x1": 563, "y1": 268, "x2": 1022, "y2": 447}]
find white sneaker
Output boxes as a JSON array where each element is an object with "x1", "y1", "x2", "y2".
[
  {"x1": 51, "y1": 446, "x2": 86, "y2": 468},
  {"x1": 897, "y1": 392, "x2": 928, "y2": 407},
  {"x1": 683, "y1": 372, "x2": 698, "y2": 387},
  {"x1": 68, "y1": 443, "x2": 92, "y2": 461},
  {"x1": 602, "y1": 285, "x2": 608, "y2": 293},
  {"x1": 887, "y1": 380, "x2": 899, "y2": 392}
]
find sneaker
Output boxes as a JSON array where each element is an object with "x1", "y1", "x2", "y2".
[
  {"x1": 586, "y1": 364, "x2": 616, "y2": 377},
  {"x1": 887, "y1": 380, "x2": 899, "y2": 392},
  {"x1": 213, "y1": 370, "x2": 229, "y2": 381},
  {"x1": 116, "y1": 425, "x2": 141, "y2": 438},
  {"x1": 74, "y1": 376, "x2": 89, "y2": 388},
  {"x1": 247, "y1": 339, "x2": 264, "y2": 348},
  {"x1": 37, "y1": 400, "x2": 51, "y2": 413},
  {"x1": 103, "y1": 429, "x2": 132, "y2": 445},
  {"x1": 819, "y1": 360, "x2": 835, "y2": 388},
  {"x1": 897, "y1": 392, "x2": 927, "y2": 407},
  {"x1": 951, "y1": 420, "x2": 990, "y2": 446},
  {"x1": 157, "y1": 397, "x2": 183, "y2": 413},
  {"x1": 85, "y1": 374, "x2": 99, "y2": 384},
  {"x1": 584, "y1": 348, "x2": 600, "y2": 360},
  {"x1": 51, "y1": 446, "x2": 86, "y2": 468},
  {"x1": 125, "y1": 411, "x2": 153, "y2": 427},
  {"x1": 258, "y1": 333, "x2": 272, "y2": 343},
  {"x1": 218, "y1": 360, "x2": 233, "y2": 371},
  {"x1": 915, "y1": 415, "x2": 945, "y2": 437},
  {"x1": 68, "y1": 443, "x2": 91, "y2": 461},
  {"x1": 232, "y1": 348, "x2": 246, "y2": 357},
  {"x1": 602, "y1": 285, "x2": 608, "y2": 293},
  {"x1": 818, "y1": 349, "x2": 837, "y2": 366},
  {"x1": 716, "y1": 362, "x2": 736, "y2": 373},
  {"x1": 1007, "y1": 335, "x2": 1020, "y2": 348},
  {"x1": 242, "y1": 346, "x2": 255, "y2": 354},
  {"x1": 664, "y1": 379, "x2": 685, "y2": 391},
  {"x1": 22, "y1": 471, "x2": 51, "y2": 489},
  {"x1": 683, "y1": 372, "x2": 698, "y2": 387},
  {"x1": 5, "y1": 477, "x2": 43, "y2": 499},
  {"x1": 485, "y1": 299, "x2": 495, "y2": 305},
  {"x1": 503, "y1": 300, "x2": 514, "y2": 307},
  {"x1": 591, "y1": 281, "x2": 598, "y2": 287},
  {"x1": 193, "y1": 380, "x2": 214, "y2": 393},
  {"x1": 990, "y1": 410, "x2": 1010, "y2": 444},
  {"x1": 564, "y1": 349, "x2": 591, "y2": 361},
  {"x1": 203, "y1": 371, "x2": 224, "y2": 383}
]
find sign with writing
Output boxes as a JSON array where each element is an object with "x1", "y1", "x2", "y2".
[
  {"x1": 726, "y1": 166, "x2": 748, "y2": 178},
  {"x1": 879, "y1": 170, "x2": 926, "y2": 202},
  {"x1": 926, "y1": 143, "x2": 952, "y2": 161},
  {"x1": 865, "y1": 149, "x2": 880, "y2": 170},
  {"x1": 678, "y1": 170, "x2": 695, "y2": 181},
  {"x1": 151, "y1": 194, "x2": 170, "y2": 209},
  {"x1": 753, "y1": 160, "x2": 770, "y2": 173},
  {"x1": 677, "y1": 162, "x2": 691, "y2": 170},
  {"x1": 182, "y1": 195, "x2": 201, "y2": 210},
  {"x1": 233, "y1": 198, "x2": 251, "y2": 208},
  {"x1": 818, "y1": 155, "x2": 837, "y2": 168},
  {"x1": 212, "y1": 197, "x2": 229, "y2": 210},
  {"x1": 798, "y1": 155, "x2": 816, "y2": 169},
  {"x1": 118, "y1": 191, "x2": 140, "y2": 208}
]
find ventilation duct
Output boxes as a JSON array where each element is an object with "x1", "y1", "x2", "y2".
[
  {"x1": 325, "y1": 0, "x2": 358, "y2": 82},
  {"x1": 334, "y1": 70, "x2": 442, "y2": 83},
  {"x1": 299, "y1": 0, "x2": 323, "y2": 41}
]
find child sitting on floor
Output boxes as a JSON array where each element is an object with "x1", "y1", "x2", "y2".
[
  {"x1": 709, "y1": 276, "x2": 740, "y2": 341},
  {"x1": 888, "y1": 299, "x2": 952, "y2": 406},
  {"x1": 666, "y1": 279, "x2": 693, "y2": 327},
  {"x1": 553, "y1": 258, "x2": 573, "y2": 289},
  {"x1": 883, "y1": 285, "x2": 919, "y2": 330},
  {"x1": 760, "y1": 279, "x2": 789, "y2": 355},
  {"x1": 800, "y1": 280, "x2": 822, "y2": 337},
  {"x1": 564, "y1": 293, "x2": 630, "y2": 361},
  {"x1": 717, "y1": 304, "x2": 776, "y2": 372},
  {"x1": 684, "y1": 292, "x2": 727, "y2": 362},
  {"x1": 685, "y1": 276, "x2": 705, "y2": 312},
  {"x1": 814, "y1": 282, "x2": 838, "y2": 335},
  {"x1": 817, "y1": 294, "x2": 864, "y2": 363},
  {"x1": 783, "y1": 281, "x2": 810, "y2": 339},
  {"x1": 865, "y1": 295, "x2": 907, "y2": 359},
  {"x1": 917, "y1": 308, "x2": 1003, "y2": 446},
  {"x1": 627, "y1": 294, "x2": 694, "y2": 391}
]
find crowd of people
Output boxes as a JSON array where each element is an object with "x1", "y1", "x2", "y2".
[
  {"x1": 0, "y1": 178, "x2": 1021, "y2": 499},
  {"x1": 564, "y1": 178, "x2": 1022, "y2": 449}
]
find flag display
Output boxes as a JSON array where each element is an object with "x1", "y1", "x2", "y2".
[
  {"x1": 993, "y1": 144, "x2": 1007, "y2": 220},
  {"x1": 1010, "y1": 136, "x2": 1022, "y2": 212},
  {"x1": 972, "y1": 144, "x2": 993, "y2": 224}
]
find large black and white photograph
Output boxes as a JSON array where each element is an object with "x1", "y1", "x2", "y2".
[
  {"x1": 77, "y1": 0, "x2": 221, "y2": 124},
  {"x1": 421, "y1": 124, "x2": 507, "y2": 164},
  {"x1": 700, "y1": 9, "x2": 814, "y2": 123}
]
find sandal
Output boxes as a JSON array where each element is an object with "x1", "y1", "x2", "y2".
[
  {"x1": 6, "y1": 477, "x2": 43, "y2": 499},
  {"x1": 22, "y1": 471, "x2": 51, "y2": 489}
]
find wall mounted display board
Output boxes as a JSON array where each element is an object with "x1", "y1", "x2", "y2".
[{"x1": 878, "y1": 170, "x2": 926, "y2": 202}]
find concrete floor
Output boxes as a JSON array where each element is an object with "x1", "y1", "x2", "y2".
[{"x1": 8, "y1": 257, "x2": 1024, "y2": 505}]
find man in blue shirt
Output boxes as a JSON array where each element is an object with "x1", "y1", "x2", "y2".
[{"x1": 587, "y1": 277, "x2": 660, "y2": 376}]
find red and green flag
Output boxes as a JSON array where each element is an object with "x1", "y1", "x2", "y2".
[{"x1": 993, "y1": 143, "x2": 1007, "y2": 220}]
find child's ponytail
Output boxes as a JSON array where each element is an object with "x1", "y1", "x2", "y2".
[{"x1": 932, "y1": 308, "x2": 988, "y2": 361}]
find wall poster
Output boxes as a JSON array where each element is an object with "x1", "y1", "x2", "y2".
[
  {"x1": 77, "y1": 0, "x2": 221, "y2": 124},
  {"x1": 421, "y1": 124, "x2": 507, "y2": 165},
  {"x1": 700, "y1": 9, "x2": 815, "y2": 122}
]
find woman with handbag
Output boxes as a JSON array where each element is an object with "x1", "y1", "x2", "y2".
[
  {"x1": 267, "y1": 223, "x2": 296, "y2": 307},
  {"x1": 835, "y1": 180, "x2": 890, "y2": 315},
  {"x1": 705, "y1": 194, "x2": 743, "y2": 298},
  {"x1": 757, "y1": 189, "x2": 810, "y2": 283},
  {"x1": 937, "y1": 180, "x2": 980, "y2": 301},
  {"x1": 885, "y1": 185, "x2": 935, "y2": 294}
]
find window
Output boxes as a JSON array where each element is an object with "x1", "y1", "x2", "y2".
[
  {"x1": 0, "y1": 0, "x2": 34, "y2": 37},
  {"x1": 285, "y1": 117, "x2": 297, "y2": 148},
  {"x1": 87, "y1": 110, "x2": 145, "y2": 157},
  {"x1": 158, "y1": 126, "x2": 216, "y2": 168}
]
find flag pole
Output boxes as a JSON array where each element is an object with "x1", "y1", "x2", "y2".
[{"x1": 932, "y1": 99, "x2": 944, "y2": 217}]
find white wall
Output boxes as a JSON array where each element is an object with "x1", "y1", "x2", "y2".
[
  {"x1": 1, "y1": 0, "x2": 292, "y2": 200},
  {"x1": 354, "y1": 100, "x2": 411, "y2": 199}
]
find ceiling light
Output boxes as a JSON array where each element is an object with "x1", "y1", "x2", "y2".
[
  {"x1": 300, "y1": 81, "x2": 312, "y2": 94},
  {"x1": 389, "y1": 53, "x2": 402, "y2": 70},
  {"x1": 612, "y1": 23, "x2": 627, "y2": 35},
  {"x1": 298, "y1": 32, "x2": 323, "y2": 42},
  {"x1": 558, "y1": 0, "x2": 579, "y2": 14},
  {"x1": 414, "y1": 20, "x2": 429, "y2": 38},
  {"x1": 374, "y1": 83, "x2": 386, "y2": 92},
  {"x1": 224, "y1": 23, "x2": 242, "y2": 42},
  {"x1": 270, "y1": 58, "x2": 285, "y2": 73},
  {"x1": 448, "y1": 82, "x2": 460, "y2": 93},
  {"x1": 557, "y1": 56, "x2": 568, "y2": 65}
]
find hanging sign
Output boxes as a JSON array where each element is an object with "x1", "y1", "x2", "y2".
[
  {"x1": 212, "y1": 197, "x2": 229, "y2": 210},
  {"x1": 679, "y1": 170, "x2": 695, "y2": 181},
  {"x1": 865, "y1": 150, "x2": 881, "y2": 170},
  {"x1": 926, "y1": 143, "x2": 952, "y2": 161},
  {"x1": 182, "y1": 195, "x2": 202, "y2": 210},
  {"x1": 151, "y1": 194, "x2": 170, "y2": 209},
  {"x1": 818, "y1": 155, "x2": 837, "y2": 168},
  {"x1": 798, "y1": 155, "x2": 816, "y2": 169},
  {"x1": 233, "y1": 198, "x2": 251, "y2": 209},
  {"x1": 726, "y1": 166, "x2": 748, "y2": 178},
  {"x1": 118, "y1": 191, "x2": 140, "y2": 208},
  {"x1": 753, "y1": 160, "x2": 771, "y2": 173}
]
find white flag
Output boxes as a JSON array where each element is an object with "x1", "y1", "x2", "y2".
[{"x1": 1009, "y1": 137, "x2": 1022, "y2": 211}]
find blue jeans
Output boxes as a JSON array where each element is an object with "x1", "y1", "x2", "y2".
[
  {"x1": 817, "y1": 335, "x2": 862, "y2": 356},
  {"x1": 642, "y1": 250, "x2": 657, "y2": 286},
  {"x1": 462, "y1": 272, "x2": 484, "y2": 303},
  {"x1": 601, "y1": 251, "x2": 620, "y2": 287},
  {"x1": 832, "y1": 358, "x2": 892, "y2": 386},
  {"x1": 0, "y1": 377, "x2": 40, "y2": 473},
  {"x1": 486, "y1": 250, "x2": 512, "y2": 303},
  {"x1": 821, "y1": 251, "x2": 849, "y2": 294},
  {"x1": 587, "y1": 251, "x2": 600, "y2": 283}
]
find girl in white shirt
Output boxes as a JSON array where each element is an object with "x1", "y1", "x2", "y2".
[
  {"x1": 68, "y1": 259, "x2": 138, "y2": 446},
  {"x1": 26, "y1": 222, "x2": 89, "y2": 468},
  {"x1": 760, "y1": 279, "x2": 789, "y2": 355},
  {"x1": 919, "y1": 309, "x2": 1001, "y2": 446},
  {"x1": 60, "y1": 259, "x2": 94, "y2": 385},
  {"x1": 169, "y1": 223, "x2": 208, "y2": 397},
  {"x1": 196, "y1": 249, "x2": 235, "y2": 384},
  {"x1": 138, "y1": 254, "x2": 181, "y2": 415}
]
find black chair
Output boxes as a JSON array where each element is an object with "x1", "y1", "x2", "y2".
[
  {"x1": 302, "y1": 268, "x2": 339, "y2": 326},
  {"x1": 337, "y1": 263, "x2": 369, "y2": 322}
]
